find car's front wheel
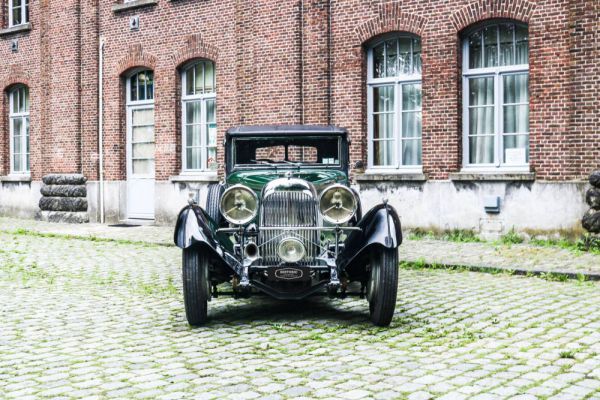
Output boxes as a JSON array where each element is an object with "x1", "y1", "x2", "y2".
[
  {"x1": 366, "y1": 248, "x2": 399, "y2": 326},
  {"x1": 182, "y1": 247, "x2": 210, "y2": 325}
]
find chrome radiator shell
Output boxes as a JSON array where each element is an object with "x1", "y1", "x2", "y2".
[{"x1": 258, "y1": 178, "x2": 320, "y2": 265}]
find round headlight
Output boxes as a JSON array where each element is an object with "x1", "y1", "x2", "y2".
[
  {"x1": 219, "y1": 185, "x2": 258, "y2": 225},
  {"x1": 278, "y1": 238, "x2": 306, "y2": 263},
  {"x1": 319, "y1": 185, "x2": 357, "y2": 225}
]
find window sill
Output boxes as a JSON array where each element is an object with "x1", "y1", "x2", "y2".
[
  {"x1": 0, "y1": 23, "x2": 32, "y2": 36},
  {"x1": 449, "y1": 171, "x2": 536, "y2": 182},
  {"x1": 170, "y1": 174, "x2": 219, "y2": 183},
  {"x1": 355, "y1": 172, "x2": 428, "y2": 182},
  {"x1": 0, "y1": 175, "x2": 31, "y2": 182},
  {"x1": 112, "y1": 0, "x2": 157, "y2": 13}
]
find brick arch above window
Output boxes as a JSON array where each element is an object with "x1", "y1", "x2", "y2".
[
  {"x1": 354, "y1": 6, "x2": 427, "y2": 46},
  {"x1": 450, "y1": 0, "x2": 537, "y2": 33},
  {"x1": 1, "y1": 65, "x2": 30, "y2": 93},
  {"x1": 170, "y1": 34, "x2": 219, "y2": 70},
  {"x1": 115, "y1": 44, "x2": 157, "y2": 77}
]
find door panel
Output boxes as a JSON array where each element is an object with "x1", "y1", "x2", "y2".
[{"x1": 127, "y1": 106, "x2": 155, "y2": 220}]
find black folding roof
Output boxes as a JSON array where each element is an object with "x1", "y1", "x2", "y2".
[{"x1": 227, "y1": 125, "x2": 347, "y2": 137}]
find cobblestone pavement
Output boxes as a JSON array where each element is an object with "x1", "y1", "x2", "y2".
[
  {"x1": 0, "y1": 217, "x2": 599, "y2": 277},
  {"x1": 1, "y1": 230, "x2": 600, "y2": 399}
]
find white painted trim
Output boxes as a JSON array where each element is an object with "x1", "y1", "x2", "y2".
[{"x1": 8, "y1": 86, "x2": 29, "y2": 175}]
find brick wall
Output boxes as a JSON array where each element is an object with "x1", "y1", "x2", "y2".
[{"x1": 0, "y1": 0, "x2": 597, "y2": 184}]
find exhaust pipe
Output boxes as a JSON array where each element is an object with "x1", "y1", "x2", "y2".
[{"x1": 244, "y1": 242, "x2": 260, "y2": 261}]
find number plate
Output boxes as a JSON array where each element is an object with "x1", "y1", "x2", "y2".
[{"x1": 268, "y1": 266, "x2": 311, "y2": 282}]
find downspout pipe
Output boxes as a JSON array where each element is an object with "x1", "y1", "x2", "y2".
[{"x1": 99, "y1": 37, "x2": 105, "y2": 224}]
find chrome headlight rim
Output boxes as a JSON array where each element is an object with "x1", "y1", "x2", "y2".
[
  {"x1": 219, "y1": 184, "x2": 259, "y2": 225},
  {"x1": 277, "y1": 237, "x2": 307, "y2": 263},
  {"x1": 318, "y1": 184, "x2": 358, "y2": 225}
]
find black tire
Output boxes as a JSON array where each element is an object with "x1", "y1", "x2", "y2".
[
  {"x1": 182, "y1": 247, "x2": 210, "y2": 326},
  {"x1": 367, "y1": 248, "x2": 399, "y2": 326},
  {"x1": 206, "y1": 183, "x2": 225, "y2": 227}
]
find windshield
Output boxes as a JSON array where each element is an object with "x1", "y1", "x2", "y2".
[{"x1": 233, "y1": 136, "x2": 341, "y2": 167}]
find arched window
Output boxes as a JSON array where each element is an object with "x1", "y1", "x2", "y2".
[
  {"x1": 462, "y1": 22, "x2": 529, "y2": 168},
  {"x1": 181, "y1": 60, "x2": 217, "y2": 172},
  {"x1": 9, "y1": 85, "x2": 30, "y2": 174},
  {"x1": 367, "y1": 34, "x2": 422, "y2": 170}
]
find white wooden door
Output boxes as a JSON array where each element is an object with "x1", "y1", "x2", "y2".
[{"x1": 126, "y1": 105, "x2": 155, "y2": 219}]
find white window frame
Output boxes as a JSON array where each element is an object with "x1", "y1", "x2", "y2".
[
  {"x1": 366, "y1": 34, "x2": 422, "y2": 173},
  {"x1": 126, "y1": 70, "x2": 155, "y2": 179},
  {"x1": 9, "y1": 86, "x2": 30, "y2": 175},
  {"x1": 180, "y1": 61, "x2": 217, "y2": 174},
  {"x1": 461, "y1": 23, "x2": 529, "y2": 172},
  {"x1": 8, "y1": 0, "x2": 29, "y2": 27}
]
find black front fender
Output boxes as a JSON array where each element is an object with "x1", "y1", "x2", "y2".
[
  {"x1": 338, "y1": 203, "x2": 402, "y2": 278},
  {"x1": 173, "y1": 205, "x2": 241, "y2": 276}
]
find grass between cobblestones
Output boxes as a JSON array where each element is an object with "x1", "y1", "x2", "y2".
[
  {"x1": 1, "y1": 232, "x2": 600, "y2": 399},
  {"x1": 408, "y1": 228, "x2": 600, "y2": 256}
]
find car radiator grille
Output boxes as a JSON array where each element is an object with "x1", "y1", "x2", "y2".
[{"x1": 258, "y1": 191, "x2": 320, "y2": 265}]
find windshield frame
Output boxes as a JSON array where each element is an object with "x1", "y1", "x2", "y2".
[{"x1": 226, "y1": 132, "x2": 349, "y2": 175}]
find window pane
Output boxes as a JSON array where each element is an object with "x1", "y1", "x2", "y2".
[
  {"x1": 195, "y1": 63, "x2": 205, "y2": 94},
  {"x1": 373, "y1": 43, "x2": 385, "y2": 78},
  {"x1": 373, "y1": 86, "x2": 394, "y2": 112},
  {"x1": 374, "y1": 114, "x2": 394, "y2": 139},
  {"x1": 206, "y1": 99, "x2": 216, "y2": 124},
  {"x1": 23, "y1": 87, "x2": 29, "y2": 112},
  {"x1": 469, "y1": 136, "x2": 494, "y2": 164},
  {"x1": 12, "y1": 5, "x2": 22, "y2": 25},
  {"x1": 483, "y1": 25, "x2": 498, "y2": 67},
  {"x1": 469, "y1": 107, "x2": 495, "y2": 135},
  {"x1": 132, "y1": 159, "x2": 153, "y2": 175},
  {"x1": 130, "y1": 76, "x2": 138, "y2": 101},
  {"x1": 503, "y1": 105, "x2": 529, "y2": 133},
  {"x1": 146, "y1": 72, "x2": 154, "y2": 100},
  {"x1": 468, "y1": 31, "x2": 482, "y2": 69},
  {"x1": 132, "y1": 108, "x2": 154, "y2": 125},
  {"x1": 373, "y1": 140, "x2": 394, "y2": 166},
  {"x1": 402, "y1": 112, "x2": 422, "y2": 138},
  {"x1": 398, "y1": 37, "x2": 411, "y2": 75},
  {"x1": 186, "y1": 67, "x2": 195, "y2": 96},
  {"x1": 133, "y1": 143, "x2": 155, "y2": 158},
  {"x1": 402, "y1": 83, "x2": 421, "y2": 111},
  {"x1": 499, "y1": 24, "x2": 515, "y2": 66},
  {"x1": 185, "y1": 101, "x2": 201, "y2": 125},
  {"x1": 12, "y1": 119, "x2": 22, "y2": 153},
  {"x1": 385, "y1": 40, "x2": 398, "y2": 77},
  {"x1": 204, "y1": 62, "x2": 215, "y2": 93},
  {"x1": 138, "y1": 73, "x2": 146, "y2": 100},
  {"x1": 133, "y1": 126, "x2": 154, "y2": 143},
  {"x1": 26, "y1": 153, "x2": 29, "y2": 171},
  {"x1": 13, "y1": 152, "x2": 21, "y2": 172},
  {"x1": 207, "y1": 147, "x2": 217, "y2": 171},
  {"x1": 186, "y1": 148, "x2": 201, "y2": 170},
  {"x1": 503, "y1": 74, "x2": 529, "y2": 104},
  {"x1": 515, "y1": 25, "x2": 528, "y2": 64},
  {"x1": 24, "y1": 0, "x2": 29, "y2": 23},
  {"x1": 186, "y1": 124, "x2": 201, "y2": 147},
  {"x1": 469, "y1": 77, "x2": 494, "y2": 106},
  {"x1": 402, "y1": 139, "x2": 422, "y2": 166},
  {"x1": 413, "y1": 38, "x2": 422, "y2": 74},
  {"x1": 503, "y1": 135, "x2": 529, "y2": 164}
]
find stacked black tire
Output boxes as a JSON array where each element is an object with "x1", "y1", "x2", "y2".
[
  {"x1": 38, "y1": 174, "x2": 89, "y2": 223},
  {"x1": 582, "y1": 171, "x2": 600, "y2": 234}
]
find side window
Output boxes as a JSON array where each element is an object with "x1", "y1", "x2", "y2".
[
  {"x1": 9, "y1": 85, "x2": 30, "y2": 174},
  {"x1": 462, "y1": 22, "x2": 529, "y2": 168},
  {"x1": 367, "y1": 34, "x2": 422, "y2": 170},
  {"x1": 181, "y1": 60, "x2": 217, "y2": 172}
]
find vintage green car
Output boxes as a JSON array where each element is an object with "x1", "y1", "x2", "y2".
[{"x1": 174, "y1": 125, "x2": 402, "y2": 326}]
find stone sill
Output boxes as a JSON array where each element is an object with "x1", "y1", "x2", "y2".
[
  {"x1": 449, "y1": 172, "x2": 536, "y2": 182},
  {"x1": 0, "y1": 23, "x2": 32, "y2": 36},
  {"x1": 0, "y1": 175, "x2": 32, "y2": 182},
  {"x1": 355, "y1": 173, "x2": 428, "y2": 182},
  {"x1": 112, "y1": 0, "x2": 157, "y2": 13},
  {"x1": 169, "y1": 174, "x2": 220, "y2": 183}
]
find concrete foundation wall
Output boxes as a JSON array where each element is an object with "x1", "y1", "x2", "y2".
[{"x1": 1, "y1": 180, "x2": 588, "y2": 238}]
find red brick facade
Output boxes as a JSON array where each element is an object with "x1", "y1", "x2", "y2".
[{"x1": 0, "y1": 0, "x2": 598, "y2": 183}]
